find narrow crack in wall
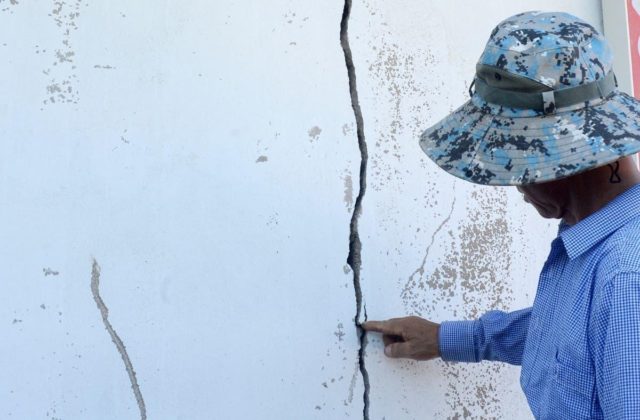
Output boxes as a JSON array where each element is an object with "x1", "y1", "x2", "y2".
[
  {"x1": 91, "y1": 259, "x2": 147, "y2": 420},
  {"x1": 402, "y1": 191, "x2": 457, "y2": 300},
  {"x1": 340, "y1": 1, "x2": 370, "y2": 419}
]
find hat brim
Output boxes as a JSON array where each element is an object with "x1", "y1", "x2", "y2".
[{"x1": 419, "y1": 90, "x2": 640, "y2": 186}]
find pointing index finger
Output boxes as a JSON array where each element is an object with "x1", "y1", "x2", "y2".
[{"x1": 362, "y1": 320, "x2": 402, "y2": 335}]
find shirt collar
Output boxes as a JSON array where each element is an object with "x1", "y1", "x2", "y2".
[{"x1": 560, "y1": 184, "x2": 640, "y2": 260}]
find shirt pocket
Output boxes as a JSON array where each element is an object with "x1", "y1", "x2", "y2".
[{"x1": 552, "y1": 358, "x2": 595, "y2": 419}]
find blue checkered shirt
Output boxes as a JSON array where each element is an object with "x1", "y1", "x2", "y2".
[{"x1": 439, "y1": 184, "x2": 640, "y2": 419}]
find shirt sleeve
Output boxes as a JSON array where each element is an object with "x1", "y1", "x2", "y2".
[
  {"x1": 438, "y1": 307, "x2": 531, "y2": 365},
  {"x1": 591, "y1": 271, "x2": 640, "y2": 419}
]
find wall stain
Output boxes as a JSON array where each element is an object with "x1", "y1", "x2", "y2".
[
  {"x1": 91, "y1": 259, "x2": 147, "y2": 420},
  {"x1": 255, "y1": 155, "x2": 268, "y2": 163}
]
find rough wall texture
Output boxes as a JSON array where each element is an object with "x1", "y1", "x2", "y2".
[{"x1": 0, "y1": 1, "x2": 600, "y2": 419}]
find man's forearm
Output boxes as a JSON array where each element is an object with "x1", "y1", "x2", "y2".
[{"x1": 439, "y1": 307, "x2": 532, "y2": 365}]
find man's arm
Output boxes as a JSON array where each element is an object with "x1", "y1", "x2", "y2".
[
  {"x1": 591, "y1": 271, "x2": 640, "y2": 419},
  {"x1": 439, "y1": 308, "x2": 530, "y2": 365},
  {"x1": 363, "y1": 307, "x2": 531, "y2": 365}
]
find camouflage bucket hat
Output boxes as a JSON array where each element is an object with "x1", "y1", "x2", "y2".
[{"x1": 419, "y1": 11, "x2": 640, "y2": 186}]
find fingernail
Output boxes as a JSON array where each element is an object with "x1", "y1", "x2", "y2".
[{"x1": 384, "y1": 346, "x2": 390, "y2": 357}]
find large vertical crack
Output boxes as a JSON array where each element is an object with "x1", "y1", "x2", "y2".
[
  {"x1": 91, "y1": 259, "x2": 147, "y2": 420},
  {"x1": 340, "y1": 1, "x2": 370, "y2": 419}
]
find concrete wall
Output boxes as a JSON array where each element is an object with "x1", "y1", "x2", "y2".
[{"x1": 0, "y1": 1, "x2": 601, "y2": 419}]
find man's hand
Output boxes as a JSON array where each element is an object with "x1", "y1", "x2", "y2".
[{"x1": 362, "y1": 316, "x2": 440, "y2": 361}]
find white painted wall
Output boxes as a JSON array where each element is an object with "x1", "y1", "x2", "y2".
[{"x1": 0, "y1": 1, "x2": 602, "y2": 419}]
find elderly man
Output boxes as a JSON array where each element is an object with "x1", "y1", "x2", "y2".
[{"x1": 364, "y1": 11, "x2": 640, "y2": 419}]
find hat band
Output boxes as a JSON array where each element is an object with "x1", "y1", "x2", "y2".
[{"x1": 474, "y1": 70, "x2": 618, "y2": 115}]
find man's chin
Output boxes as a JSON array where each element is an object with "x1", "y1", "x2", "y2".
[{"x1": 535, "y1": 207, "x2": 563, "y2": 220}]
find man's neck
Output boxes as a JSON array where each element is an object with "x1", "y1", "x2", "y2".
[{"x1": 563, "y1": 158, "x2": 640, "y2": 225}]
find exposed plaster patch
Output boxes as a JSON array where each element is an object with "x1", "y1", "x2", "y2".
[
  {"x1": 46, "y1": 401, "x2": 61, "y2": 420},
  {"x1": 43, "y1": 0, "x2": 83, "y2": 106},
  {"x1": 91, "y1": 259, "x2": 147, "y2": 420},
  {"x1": 343, "y1": 173, "x2": 354, "y2": 213},
  {"x1": 0, "y1": 0, "x2": 19, "y2": 13},
  {"x1": 340, "y1": 0, "x2": 370, "y2": 417},
  {"x1": 308, "y1": 126, "x2": 322, "y2": 142},
  {"x1": 266, "y1": 213, "x2": 279, "y2": 229},
  {"x1": 345, "y1": 360, "x2": 360, "y2": 406},
  {"x1": 366, "y1": 25, "x2": 438, "y2": 193},
  {"x1": 256, "y1": 138, "x2": 271, "y2": 162},
  {"x1": 318, "y1": 320, "x2": 352, "y2": 415},
  {"x1": 43, "y1": 267, "x2": 60, "y2": 276},
  {"x1": 402, "y1": 189, "x2": 456, "y2": 302},
  {"x1": 283, "y1": 11, "x2": 309, "y2": 28},
  {"x1": 118, "y1": 129, "x2": 130, "y2": 144},
  {"x1": 334, "y1": 323, "x2": 346, "y2": 342},
  {"x1": 402, "y1": 188, "x2": 515, "y2": 418}
]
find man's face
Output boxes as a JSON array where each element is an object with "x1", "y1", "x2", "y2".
[{"x1": 516, "y1": 179, "x2": 568, "y2": 220}]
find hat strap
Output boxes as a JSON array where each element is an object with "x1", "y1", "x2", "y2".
[{"x1": 474, "y1": 70, "x2": 617, "y2": 115}]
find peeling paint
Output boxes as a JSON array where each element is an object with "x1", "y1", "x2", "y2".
[{"x1": 91, "y1": 259, "x2": 147, "y2": 420}]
